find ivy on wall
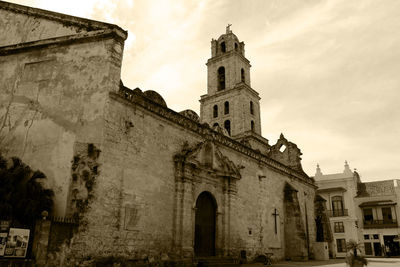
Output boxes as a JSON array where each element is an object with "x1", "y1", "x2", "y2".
[
  {"x1": 0, "y1": 155, "x2": 54, "y2": 227},
  {"x1": 69, "y1": 143, "x2": 100, "y2": 226}
]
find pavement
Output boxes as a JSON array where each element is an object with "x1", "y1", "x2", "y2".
[{"x1": 241, "y1": 258, "x2": 400, "y2": 267}]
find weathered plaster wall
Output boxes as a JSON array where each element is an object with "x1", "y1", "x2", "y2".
[
  {"x1": 68, "y1": 91, "x2": 316, "y2": 262},
  {"x1": 223, "y1": 146, "x2": 316, "y2": 260},
  {"x1": 0, "y1": 8, "x2": 87, "y2": 47},
  {"x1": 0, "y1": 36, "x2": 124, "y2": 217},
  {"x1": 68, "y1": 95, "x2": 205, "y2": 262}
]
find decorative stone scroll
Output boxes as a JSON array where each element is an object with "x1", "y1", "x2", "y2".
[{"x1": 174, "y1": 140, "x2": 241, "y2": 180}]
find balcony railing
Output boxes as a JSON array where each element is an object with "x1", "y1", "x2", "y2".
[
  {"x1": 327, "y1": 209, "x2": 348, "y2": 217},
  {"x1": 363, "y1": 219, "x2": 398, "y2": 229}
]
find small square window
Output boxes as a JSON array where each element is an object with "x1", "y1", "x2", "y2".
[
  {"x1": 334, "y1": 222, "x2": 345, "y2": 233},
  {"x1": 373, "y1": 234, "x2": 379, "y2": 239},
  {"x1": 364, "y1": 235, "x2": 369, "y2": 240}
]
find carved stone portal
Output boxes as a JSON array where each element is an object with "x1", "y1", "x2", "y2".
[{"x1": 173, "y1": 140, "x2": 241, "y2": 258}]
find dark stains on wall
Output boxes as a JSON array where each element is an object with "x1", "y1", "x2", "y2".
[
  {"x1": 283, "y1": 183, "x2": 308, "y2": 261},
  {"x1": 68, "y1": 142, "x2": 101, "y2": 226}
]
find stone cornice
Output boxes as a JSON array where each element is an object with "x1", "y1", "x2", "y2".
[
  {"x1": 200, "y1": 83, "x2": 260, "y2": 102},
  {"x1": 233, "y1": 130, "x2": 270, "y2": 147},
  {"x1": 206, "y1": 50, "x2": 251, "y2": 66},
  {"x1": 0, "y1": 0, "x2": 127, "y2": 36},
  {"x1": 0, "y1": 29, "x2": 126, "y2": 56},
  {"x1": 111, "y1": 87, "x2": 316, "y2": 188}
]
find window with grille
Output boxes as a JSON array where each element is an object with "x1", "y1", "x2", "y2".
[
  {"x1": 332, "y1": 196, "x2": 344, "y2": 215},
  {"x1": 382, "y1": 207, "x2": 393, "y2": 223},
  {"x1": 334, "y1": 222, "x2": 345, "y2": 233},
  {"x1": 364, "y1": 243, "x2": 372, "y2": 255},
  {"x1": 363, "y1": 208, "x2": 373, "y2": 222},
  {"x1": 336, "y1": 239, "x2": 346, "y2": 253}
]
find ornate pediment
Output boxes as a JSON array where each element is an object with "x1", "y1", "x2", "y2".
[
  {"x1": 269, "y1": 133, "x2": 305, "y2": 173},
  {"x1": 174, "y1": 140, "x2": 241, "y2": 179}
]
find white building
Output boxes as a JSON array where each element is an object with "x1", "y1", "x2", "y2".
[
  {"x1": 314, "y1": 163, "x2": 400, "y2": 258},
  {"x1": 314, "y1": 162, "x2": 359, "y2": 258},
  {"x1": 354, "y1": 179, "x2": 400, "y2": 256}
]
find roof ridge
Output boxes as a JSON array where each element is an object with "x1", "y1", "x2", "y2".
[
  {"x1": 0, "y1": 29, "x2": 126, "y2": 56},
  {"x1": 0, "y1": 0, "x2": 127, "y2": 35}
]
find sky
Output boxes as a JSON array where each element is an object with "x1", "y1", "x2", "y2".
[{"x1": 7, "y1": 0, "x2": 400, "y2": 182}]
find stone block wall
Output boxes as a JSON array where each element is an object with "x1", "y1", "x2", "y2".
[
  {"x1": 200, "y1": 88, "x2": 261, "y2": 137},
  {"x1": 65, "y1": 89, "x2": 317, "y2": 263},
  {"x1": 66, "y1": 94, "x2": 205, "y2": 262},
  {"x1": 207, "y1": 53, "x2": 250, "y2": 95}
]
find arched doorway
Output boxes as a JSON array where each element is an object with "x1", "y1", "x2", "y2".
[{"x1": 194, "y1": 191, "x2": 216, "y2": 257}]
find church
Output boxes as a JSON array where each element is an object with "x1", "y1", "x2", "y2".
[{"x1": 0, "y1": 1, "x2": 323, "y2": 265}]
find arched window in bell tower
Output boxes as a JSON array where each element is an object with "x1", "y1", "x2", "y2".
[
  {"x1": 250, "y1": 101, "x2": 254, "y2": 115},
  {"x1": 224, "y1": 101, "x2": 229, "y2": 114},
  {"x1": 221, "y1": 42, "x2": 226, "y2": 53},
  {"x1": 251, "y1": 120, "x2": 255, "y2": 131},
  {"x1": 213, "y1": 105, "x2": 218, "y2": 118},
  {"x1": 235, "y1": 43, "x2": 238, "y2": 51},
  {"x1": 241, "y1": 68, "x2": 245, "y2": 83},
  {"x1": 224, "y1": 120, "x2": 231, "y2": 135},
  {"x1": 218, "y1": 67, "x2": 225, "y2": 90}
]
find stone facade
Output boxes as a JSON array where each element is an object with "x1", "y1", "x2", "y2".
[{"x1": 0, "y1": 2, "x2": 319, "y2": 265}]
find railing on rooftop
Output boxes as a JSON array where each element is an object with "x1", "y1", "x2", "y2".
[
  {"x1": 327, "y1": 209, "x2": 348, "y2": 217},
  {"x1": 363, "y1": 219, "x2": 398, "y2": 229}
]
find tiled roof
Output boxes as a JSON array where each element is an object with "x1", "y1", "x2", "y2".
[{"x1": 357, "y1": 180, "x2": 396, "y2": 197}]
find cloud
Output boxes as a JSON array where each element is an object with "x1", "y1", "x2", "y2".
[
  {"x1": 252, "y1": 0, "x2": 400, "y2": 180},
  {"x1": 7, "y1": 0, "x2": 400, "y2": 181}
]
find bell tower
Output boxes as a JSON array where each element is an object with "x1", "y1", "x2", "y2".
[{"x1": 200, "y1": 25, "x2": 261, "y2": 137}]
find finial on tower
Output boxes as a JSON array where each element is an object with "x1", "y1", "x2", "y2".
[
  {"x1": 226, "y1": 24, "x2": 232, "y2": 34},
  {"x1": 315, "y1": 164, "x2": 322, "y2": 176},
  {"x1": 344, "y1": 160, "x2": 352, "y2": 174}
]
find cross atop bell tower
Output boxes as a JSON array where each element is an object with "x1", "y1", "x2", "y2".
[
  {"x1": 226, "y1": 23, "x2": 232, "y2": 34},
  {"x1": 200, "y1": 27, "x2": 262, "y2": 138}
]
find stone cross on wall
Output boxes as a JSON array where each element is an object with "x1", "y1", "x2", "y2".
[{"x1": 272, "y1": 208, "x2": 279, "y2": 234}]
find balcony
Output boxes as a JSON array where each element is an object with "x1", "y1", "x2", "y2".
[
  {"x1": 363, "y1": 219, "x2": 398, "y2": 229},
  {"x1": 327, "y1": 209, "x2": 348, "y2": 217}
]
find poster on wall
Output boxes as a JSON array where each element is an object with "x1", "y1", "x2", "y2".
[
  {"x1": 0, "y1": 232, "x2": 7, "y2": 256},
  {"x1": 4, "y1": 228, "x2": 30, "y2": 258},
  {"x1": 0, "y1": 221, "x2": 10, "y2": 232}
]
